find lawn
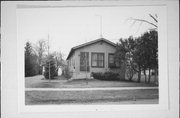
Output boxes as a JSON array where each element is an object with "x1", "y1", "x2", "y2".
[
  {"x1": 25, "y1": 89, "x2": 158, "y2": 105},
  {"x1": 25, "y1": 75, "x2": 157, "y2": 88},
  {"x1": 25, "y1": 75, "x2": 158, "y2": 105}
]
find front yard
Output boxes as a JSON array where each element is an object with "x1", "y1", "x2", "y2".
[
  {"x1": 25, "y1": 75, "x2": 157, "y2": 88},
  {"x1": 25, "y1": 89, "x2": 158, "y2": 105},
  {"x1": 25, "y1": 75, "x2": 158, "y2": 105}
]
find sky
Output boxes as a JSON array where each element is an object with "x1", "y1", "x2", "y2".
[{"x1": 17, "y1": 6, "x2": 158, "y2": 59}]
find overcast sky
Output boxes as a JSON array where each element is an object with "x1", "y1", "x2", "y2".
[{"x1": 17, "y1": 6, "x2": 158, "y2": 59}]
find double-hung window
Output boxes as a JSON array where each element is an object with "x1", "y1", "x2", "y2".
[{"x1": 91, "y1": 53, "x2": 104, "y2": 68}]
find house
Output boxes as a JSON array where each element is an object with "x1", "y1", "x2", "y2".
[{"x1": 66, "y1": 38, "x2": 125, "y2": 79}]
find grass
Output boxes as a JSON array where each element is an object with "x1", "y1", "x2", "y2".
[
  {"x1": 25, "y1": 89, "x2": 158, "y2": 105},
  {"x1": 25, "y1": 75, "x2": 157, "y2": 88},
  {"x1": 25, "y1": 75, "x2": 158, "y2": 105}
]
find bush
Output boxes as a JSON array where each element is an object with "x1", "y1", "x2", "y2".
[
  {"x1": 43, "y1": 57, "x2": 57, "y2": 79},
  {"x1": 91, "y1": 72, "x2": 119, "y2": 81},
  {"x1": 91, "y1": 72, "x2": 104, "y2": 80},
  {"x1": 63, "y1": 66, "x2": 72, "y2": 79},
  {"x1": 104, "y1": 72, "x2": 119, "y2": 80}
]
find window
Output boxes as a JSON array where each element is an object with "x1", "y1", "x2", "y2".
[
  {"x1": 108, "y1": 53, "x2": 120, "y2": 68},
  {"x1": 91, "y1": 53, "x2": 104, "y2": 68}
]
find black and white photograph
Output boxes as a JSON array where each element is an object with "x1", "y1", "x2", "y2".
[
  {"x1": 17, "y1": 5, "x2": 160, "y2": 105},
  {"x1": 1, "y1": 1, "x2": 179, "y2": 118}
]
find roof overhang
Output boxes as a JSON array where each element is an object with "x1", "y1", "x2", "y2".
[{"x1": 66, "y1": 38, "x2": 116, "y2": 60}]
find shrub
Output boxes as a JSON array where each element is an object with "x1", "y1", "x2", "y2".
[
  {"x1": 91, "y1": 72, "x2": 104, "y2": 80},
  {"x1": 43, "y1": 56, "x2": 57, "y2": 79},
  {"x1": 91, "y1": 72, "x2": 119, "y2": 81},
  {"x1": 104, "y1": 72, "x2": 119, "y2": 80},
  {"x1": 63, "y1": 66, "x2": 72, "y2": 79}
]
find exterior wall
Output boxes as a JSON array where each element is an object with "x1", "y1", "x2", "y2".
[
  {"x1": 69, "y1": 41, "x2": 125, "y2": 79},
  {"x1": 67, "y1": 52, "x2": 76, "y2": 77}
]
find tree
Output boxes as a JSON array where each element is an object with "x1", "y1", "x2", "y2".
[
  {"x1": 115, "y1": 30, "x2": 158, "y2": 83},
  {"x1": 43, "y1": 55, "x2": 57, "y2": 79},
  {"x1": 115, "y1": 37, "x2": 136, "y2": 81},
  {"x1": 147, "y1": 30, "x2": 158, "y2": 83},
  {"x1": 128, "y1": 14, "x2": 158, "y2": 30},
  {"x1": 130, "y1": 36, "x2": 145, "y2": 82},
  {"x1": 120, "y1": 14, "x2": 158, "y2": 83},
  {"x1": 35, "y1": 39, "x2": 48, "y2": 74},
  {"x1": 25, "y1": 41, "x2": 38, "y2": 77},
  {"x1": 139, "y1": 33, "x2": 150, "y2": 83},
  {"x1": 136, "y1": 30, "x2": 158, "y2": 83},
  {"x1": 52, "y1": 51, "x2": 65, "y2": 68},
  {"x1": 132, "y1": 31, "x2": 158, "y2": 83},
  {"x1": 51, "y1": 51, "x2": 66, "y2": 76}
]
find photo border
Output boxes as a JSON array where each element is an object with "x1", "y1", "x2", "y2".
[
  {"x1": 2, "y1": 1, "x2": 179, "y2": 118},
  {"x1": 16, "y1": 2, "x2": 169, "y2": 113}
]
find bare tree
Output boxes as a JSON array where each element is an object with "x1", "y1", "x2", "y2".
[
  {"x1": 35, "y1": 39, "x2": 48, "y2": 74},
  {"x1": 52, "y1": 51, "x2": 65, "y2": 69},
  {"x1": 128, "y1": 14, "x2": 158, "y2": 30}
]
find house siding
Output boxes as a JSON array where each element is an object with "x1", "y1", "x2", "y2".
[
  {"x1": 67, "y1": 41, "x2": 125, "y2": 79},
  {"x1": 68, "y1": 52, "x2": 75, "y2": 70}
]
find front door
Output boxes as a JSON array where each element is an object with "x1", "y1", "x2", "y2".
[{"x1": 80, "y1": 52, "x2": 89, "y2": 71}]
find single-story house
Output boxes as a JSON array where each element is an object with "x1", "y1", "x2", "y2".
[{"x1": 66, "y1": 38, "x2": 125, "y2": 79}]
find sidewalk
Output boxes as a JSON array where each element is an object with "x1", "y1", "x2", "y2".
[{"x1": 25, "y1": 86, "x2": 158, "y2": 91}]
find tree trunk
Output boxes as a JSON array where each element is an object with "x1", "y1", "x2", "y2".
[
  {"x1": 137, "y1": 67, "x2": 141, "y2": 83},
  {"x1": 154, "y1": 67, "x2": 158, "y2": 85},
  {"x1": 144, "y1": 69, "x2": 147, "y2": 83},
  {"x1": 148, "y1": 68, "x2": 151, "y2": 83},
  {"x1": 126, "y1": 66, "x2": 134, "y2": 81},
  {"x1": 129, "y1": 69, "x2": 134, "y2": 81}
]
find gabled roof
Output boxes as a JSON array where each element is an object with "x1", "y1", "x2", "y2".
[{"x1": 66, "y1": 38, "x2": 116, "y2": 60}]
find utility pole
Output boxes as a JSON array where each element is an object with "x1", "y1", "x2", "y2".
[
  {"x1": 100, "y1": 15, "x2": 103, "y2": 38},
  {"x1": 96, "y1": 15, "x2": 103, "y2": 38},
  {"x1": 85, "y1": 53, "x2": 88, "y2": 84},
  {"x1": 48, "y1": 33, "x2": 51, "y2": 82}
]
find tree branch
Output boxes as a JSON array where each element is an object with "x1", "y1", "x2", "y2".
[
  {"x1": 149, "y1": 14, "x2": 158, "y2": 23},
  {"x1": 128, "y1": 18, "x2": 157, "y2": 28},
  {"x1": 130, "y1": 61, "x2": 139, "y2": 72}
]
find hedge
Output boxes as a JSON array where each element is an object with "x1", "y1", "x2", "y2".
[{"x1": 91, "y1": 72, "x2": 119, "y2": 81}]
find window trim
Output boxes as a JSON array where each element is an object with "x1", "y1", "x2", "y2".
[{"x1": 91, "y1": 52, "x2": 105, "y2": 68}]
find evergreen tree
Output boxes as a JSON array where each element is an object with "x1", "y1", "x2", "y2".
[
  {"x1": 43, "y1": 55, "x2": 57, "y2": 79},
  {"x1": 25, "y1": 41, "x2": 38, "y2": 77}
]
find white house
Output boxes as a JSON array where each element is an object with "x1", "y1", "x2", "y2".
[{"x1": 66, "y1": 38, "x2": 125, "y2": 79}]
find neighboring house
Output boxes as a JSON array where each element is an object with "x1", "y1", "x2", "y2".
[{"x1": 66, "y1": 38, "x2": 125, "y2": 79}]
